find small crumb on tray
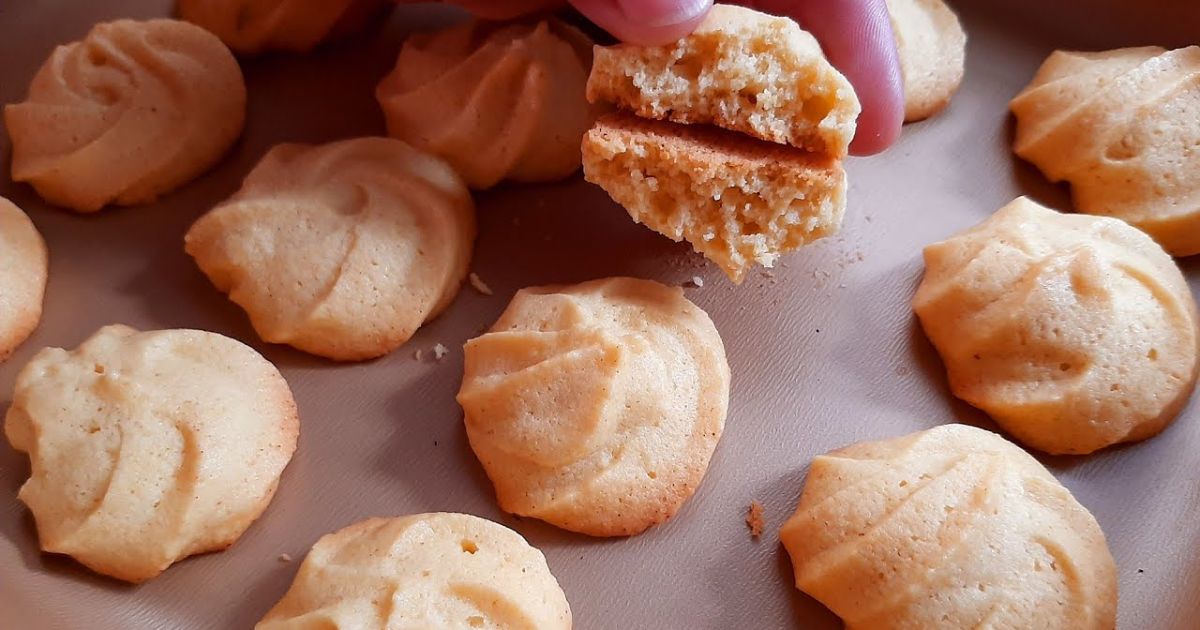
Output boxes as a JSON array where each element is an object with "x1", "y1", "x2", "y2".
[
  {"x1": 413, "y1": 349, "x2": 423, "y2": 361},
  {"x1": 746, "y1": 501, "x2": 764, "y2": 539},
  {"x1": 433, "y1": 343, "x2": 448, "y2": 360},
  {"x1": 684, "y1": 276, "x2": 704, "y2": 288},
  {"x1": 469, "y1": 272, "x2": 493, "y2": 296},
  {"x1": 278, "y1": 553, "x2": 292, "y2": 563}
]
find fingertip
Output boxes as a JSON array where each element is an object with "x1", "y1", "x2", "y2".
[
  {"x1": 754, "y1": 0, "x2": 905, "y2": 156},
  {"x1": 848, "y1": 72, "x2": 904, "y2": 156}
]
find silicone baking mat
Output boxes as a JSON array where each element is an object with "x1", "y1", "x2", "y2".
[{"x1": 2, "y1": 1, "x2": 1198, "y2": 627}]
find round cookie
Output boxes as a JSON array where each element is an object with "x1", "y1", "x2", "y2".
[
  {"x1": 376, "y1": 18, "x2": 597, "y2": 190},
  {"x1": 457, "y1": 277, "x2": 730, "y2": 536},
  {"x1": 256, "y1": 513, "x2": 571, "y2": 629},
  {"x1": 4, "y1": 325, "x2": 298, "y2": 583},
  {"x1": 913, "y1": 197, "x2": 1199, "y2": 455},
  {"x1": 4, "y1": 19, "x2": 245, "y2": 212},
  {"x1": 0, "y1": 197, "x2": 48, "y2": 361},
  {"x1": 885, "y1": 0, "x2": 967, "y2": 121},
  {"x1": 780, "y1": 424, "x2": 1117, "y2": 630},
  {"x1": 185, "y1": 137, "x2": 475, "y2": 361},
  {"x1": 178, "y1": 0, "x2": 387, "y2": 55},
  {"x1": 1011, "y1": 46, "x2": 1200, "y2": 256}
]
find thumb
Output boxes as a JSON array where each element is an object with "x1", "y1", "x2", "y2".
[{"x1": 569, "y1": 0, "x2": 712, "y2": 44}]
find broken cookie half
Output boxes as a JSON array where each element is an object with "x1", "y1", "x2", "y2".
[
  {"x1": 582, "y1": 3, "x2": 858, "y2": 282},
  {"x1": 584, "y1": 114, "x2": 846, "y2": 283}
]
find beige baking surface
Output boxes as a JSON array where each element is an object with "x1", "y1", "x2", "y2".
[{"x1": 2, "y1": 1, "x2": 1199, "y2": 628}]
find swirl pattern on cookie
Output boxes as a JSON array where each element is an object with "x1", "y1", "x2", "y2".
[
  {"x1": 376, "y1": 18, "x2": 597, "y2": 189},
  {"x1": 913, "y1": 197, "x2": 1199, "y2": 454},
  {"x1": 781, "y1": 424, "x2": 1117, "y2": 630},
  {"x1": 0, "y1": 197, "x2": 48, "y2": 361},
  {"x1": 4, "y1": 19, "x2": 245, "y2": 212},
  {"x1": 4, "y1": 325, "x2": 298, "y2": 583},
  {"x1": 457, "y1": 277, "x2": 730, "y2": 536},
  {"x1": 256, "y1": 513, "x2": 571, "y2": 629},
  {"x1": 185, "y1": 137, "x2": 475, "y2": 361},
  {"x1": 178, "y1": 0, "x2": 386, "y2": 55},
  {"x1": 1011, "y1": 46, "x2": 1200, "y2": 255}
]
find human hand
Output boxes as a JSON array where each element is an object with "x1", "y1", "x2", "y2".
[{"x1": 423, "y1": 0, "x2": 903, "y2": 155}]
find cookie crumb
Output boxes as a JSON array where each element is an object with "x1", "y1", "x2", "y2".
[
  {"x1": 746, "y1": 501, "x2": 764, "y2": 539},
  {"x1": 433, "y1": 343, "x2": 448, "y2": 360},
  {"x1": 469, "y1": 272, "x2": 493, "y2": 296},
  {"x1": 413, "y1": 349, "x2": 423, "y2": 361},
  {"x1": 278, "y1": 553, "x2": 292, "y2": 563},
  {"x1": 684, "y1": 275, "x2": 704, "y2": 288}
]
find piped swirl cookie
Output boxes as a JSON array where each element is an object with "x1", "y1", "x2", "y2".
[
  {"x1": 185, "y1": 137, "x2": 475, "y2": 361},
  {"x1": 1011, "y1": 46, "x2": 1200, "y2": 256},
  {"x1": 4, "y1": 325, "x2": 298, "y2": 583},
  {"x1": 178, "y1": 0, "x2": 387, "y2": 55},
  {"x1": 457, "y1": 277, "x2": 730, "y2": 536},
  {"x1": 376, "y1": 18, "x2": 597, "y2": 190},
  {"x1": 780, "y1": 424, "x2": 1117, "y2": 630},
  {"x1": 0, "y1": 197, "x2": 48, "y2": 361},
  {"x1": 884, "y1": 0, "x2": 967, "y2": 121},
  {"x1": 256, "y1": 513, "x2": 571, "y2": 629},
  {"x1": 913, "y1": 197, "x2": 1199, "y2": 455},
  {"x1": 4, "y1": 19, "x2": 245, "y2": 212}
]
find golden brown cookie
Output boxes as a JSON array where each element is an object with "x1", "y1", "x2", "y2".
[
  {"x1": 587, "y1": 4, "x2": 860, "y2": 157},
  {"x1": 185, "y1": 137, "x2": 475, "y2": 361},
  {"x1": 178, "y1": 0, "x2": 387, "y2": 55},
  {"x1": 5, "y1": 19, "x2": 245, "y2": 212},
  {"x1": 582, "y1": 113, "x2": 846, "y2": 283},
  {"x1": 1011, "y1": 46, "x2": 1200, "y2": 255},
  {"x1": 914, "y1": 197, "x2": 1199, "y2": 454},
  {"x1": 781, "y1": 424, "x2": 1117, "y2": 630},
  {"x1": 885, "y1": 0, "x2": 967, "y2": 121},
  {"x1": 457, "y1": 277, "x2": 729, "y2": 537},
  {"x1": 5, "y1": 325, "x2": 299, "y2": 583},
  {"x1": 256, "y1": 513, "x2": 571, "y2": 629},
  {"x1": 377, "y1": 18, "x2": 598, "y2": 189},
  {"x1": 0, "y1": 197, "x2": 48, "y2": 362}
]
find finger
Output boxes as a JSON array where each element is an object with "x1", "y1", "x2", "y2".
[
  {"x1": 569, "y1": 0, "x2": 713, "y2": 45},
  {"x1": 747, "y1": 0, "x2": 904, "y2": 155}
]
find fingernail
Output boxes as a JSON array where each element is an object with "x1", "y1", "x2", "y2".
[{"x1": 617, "y1": 0, "x2": 710, "y2": 28}]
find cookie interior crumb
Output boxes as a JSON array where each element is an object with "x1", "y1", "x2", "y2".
[
  {"x1": 582, "y1": 114, "x2": 845, "y2": 283},
  {"x1": 746, "y1": 500, "x2": 764, "y2": 538},
  {"x1": 587, "y1": 4, "x2": 859, "y2": 156}
]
